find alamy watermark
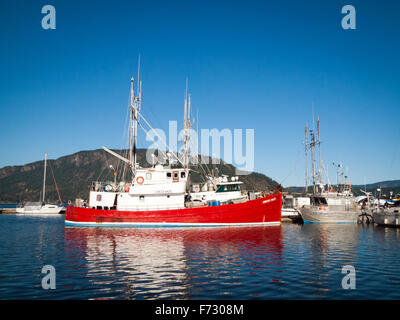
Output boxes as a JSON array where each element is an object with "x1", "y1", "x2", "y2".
[
  {"x1": 41, "y1": 5, "x2": 56, "y2": 30},
  {"x1": 41, "y1": 5, "x2": 356, "y2": 30},
  {"x1": 341, "y1": 265, "x2": 356, "y2": 289},
  {"x1": 41, "y1": 265, "x2": 56, "y2": 290},
  {"x1": 145, "y1": 121, "x2": 255, "y2": 175},
  {"x1": 341, "y1": 5, "x2": 356, "y2": 30}
]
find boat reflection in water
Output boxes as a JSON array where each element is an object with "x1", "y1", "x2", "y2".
[
  {"x1": 297, "y1": 223, "x2": 361, "y2": 298},
  {"x1": 64, "y1": 226, "x2": 283, "y2": 299}
]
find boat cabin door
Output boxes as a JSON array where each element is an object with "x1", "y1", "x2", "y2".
[{"x1": 172, "y1": 171, "x2": 179, "y2": 182}]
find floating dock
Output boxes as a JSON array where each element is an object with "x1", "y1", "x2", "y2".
[{"x1": 0, "y1": 208, "x2": 17, "y2": 214}]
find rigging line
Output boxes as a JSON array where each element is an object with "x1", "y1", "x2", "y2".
[
  {"x1": 95, "y1": 162, "x2": 108, "y2": 182},
  {"x1": 196, "y1": 160, "x2": 211, "y2": 183},
  {"x1": 104, "y1": 159, "x2": 113, "y2": 183},
  {"x1": 388, "y1": 127, "x2": 400, "y2": 179},
  {"x1": 137, "y1": 112, "x2": 184, "y2": 166},
  {"x1": 279, "y1": 148, "x2": 302, "y2": 186},
  {"x1": 119, "y1": 96, "x2": 131, "y2": 182},
  {"x1": 48, "y1": 160, "x2": 62, "y2": 204},
  {"x1": 137, "y1": 120, "x2": 169, "y2": 162}
]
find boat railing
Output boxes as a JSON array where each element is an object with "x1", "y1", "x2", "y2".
[
  {"x1": 91, "y1": 181, "x2": 133, "y2": 193},
  {"x1": 91, "y1": 181, "x2": 117, "y2": 192}
]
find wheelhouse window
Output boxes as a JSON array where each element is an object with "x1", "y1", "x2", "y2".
[
  {"x1": 216, "y1": 184, "x2": 241, "y2": 193},
  {"x1": 167, "y1": 172, "x2": 172, "y2": 178},
  {"x1": 312, "y1": 197, "x2": 328, "y2": 205},
  {"x1": 181, "y1": 171, "x2": 186, "y2": 178}
]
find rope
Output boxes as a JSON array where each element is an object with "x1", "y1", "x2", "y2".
[{"x1": 48, "y1": 160, "x2": 62, "y2": 204}]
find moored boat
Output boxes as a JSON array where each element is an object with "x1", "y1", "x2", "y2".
[
  {"x1": 299, "y1": 195, "x2": 359, "y2": 223},
  {"x1": 16, "y1": 152, "x2": 64, "y2": 215},
  {"x1": 297, "y1": 116, "x2": 359, "y2": 223},
  {"x1": 65, "y1": 75, "x2": 282, "y2": 227},
  {"x1": 65, "y1": 193, "x2": 281, "y2": 227},
  {"x1": 373, "y1": 208, "x2": 400, "y2": 227},
  {"x1": 16, "y1": 202, "x2": 63, "y2": 215}
]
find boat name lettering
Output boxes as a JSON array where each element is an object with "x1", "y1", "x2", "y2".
[
  {"x1": 263, "y1": 198, "x2": 276, "y2": 204},
  {"x1": 155, "y1": 190, "x2": 172, "y2": 194}
]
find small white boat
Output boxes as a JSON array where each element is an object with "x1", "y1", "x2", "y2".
[
  {"x1": 17, "y1": 152, "x2": 63, "y2": 215},
  {"x1": 16, "y1": 202, "x2": 63, "y2": 214},
  {"x1": 281, "y1": 195, "x2": 302, "y2": 220}
]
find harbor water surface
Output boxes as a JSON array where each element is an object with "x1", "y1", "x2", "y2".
[{"x1": 0, "y1": 214, "x2": 399, "y2": 299}]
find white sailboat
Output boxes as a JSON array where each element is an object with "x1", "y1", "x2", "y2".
[{"x1": 16, "y1": 152, "x2": 64, "y2": 214}]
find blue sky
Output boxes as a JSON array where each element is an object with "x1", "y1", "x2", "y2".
[{"x1": 0, "y1": 0, "x2": 399, "y2": 187}]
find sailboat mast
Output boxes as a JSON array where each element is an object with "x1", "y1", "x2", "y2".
[{"x1": 42, "y1": 152, "x2": 47, "y2": 203}]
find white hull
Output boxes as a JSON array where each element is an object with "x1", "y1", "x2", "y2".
[
  {"x1": 15, "y1": 204, "x2": 63, "y2": 215},
  {"x1": 299, "y1": 205, "x2": 359, "y2": 223},
  {"x1": 281, "y1": 207, "x2": 301, "y2": 218}
]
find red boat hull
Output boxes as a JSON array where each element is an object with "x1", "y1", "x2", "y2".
[{"x1": 65, "y1": 193, "x2": 282, "y2": 227}]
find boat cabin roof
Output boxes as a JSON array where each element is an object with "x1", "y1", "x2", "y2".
[{"x1": 216, "y1": 181, "x2": 243, "y2": 186}]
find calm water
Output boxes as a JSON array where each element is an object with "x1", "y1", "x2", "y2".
[{"x1": 0, "y1": 214, "x2": 399, "y2": 300}]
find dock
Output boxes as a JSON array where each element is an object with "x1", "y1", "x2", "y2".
[{"x1": 0, "y1": 208, "x2": 18, "y2": 214}]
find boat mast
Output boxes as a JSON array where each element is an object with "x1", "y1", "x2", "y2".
[
  {"x1": 129, "y1": 73, "x2": 140, "y2": 181},
  {"x1": 325, "y1": 162, "x2": 331, "y2": 191},
  {"x1": 129, "y1": 77, "x2": 135, "y2": 177},
  {"x1": 311, "y1": 116, "x2": 316, "y2": 194},
  {"x1": 317, "y1": 116, "x2": 322, "y2": 186},
  {"x1": 42, "y1": 152, "x2": 47, "y2": 203},
  {"x1": 186, "y1": 93, "x2": 191, "y2": 170},
  {"x1": 305, "y1": 123, "x2": 308, "y2": 195},
  {"x1": 131, "y1": 57, "x2": 142, "y2": 180},
  {"x1": 183, "y1": 79, "x2": 191, "y2": 172}
]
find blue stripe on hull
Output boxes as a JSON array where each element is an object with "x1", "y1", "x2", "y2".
[
  {"x1": 302, "y1": 220, "x2": 355, "y2": 224},
  {"x1": 64, "y1": 221, "x2": 280, "y2": 228}
]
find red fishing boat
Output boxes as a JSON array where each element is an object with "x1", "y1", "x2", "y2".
[
  {"x1": 65, "y1": 75, "x2": 281, "y2": 227},
  {"x1": 65, "y1": 192, "x2": 281, "y2": 227}
]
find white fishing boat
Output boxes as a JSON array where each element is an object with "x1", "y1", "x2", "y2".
[
  {"x1": 297, "y1": 117, "x2": 359, "y2": 223},
  {"x1": 16, "y1": 152, "x2": 63, "y2": 215}
]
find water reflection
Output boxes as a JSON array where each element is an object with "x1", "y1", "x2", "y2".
[
  {"x1": 299, "y1": 224, "x2": 360, "y2": 298},
  {"x1": 2, "y1": 214, "x2": 399, "y2": 299},
  {"x1": 64, "y1": 226, "x2": 283, "y2": 299}
]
